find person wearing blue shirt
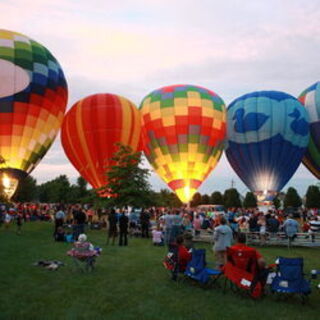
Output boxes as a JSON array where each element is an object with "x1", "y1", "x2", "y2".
[
  {"x1": 283, "y1": 214, "x2": 299, "y2": 241},
  {"x1": 213, "y1": 217, "x2": 233, "y2": 267}
]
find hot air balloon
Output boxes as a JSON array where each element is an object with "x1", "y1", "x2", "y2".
[
  {"x1": 61, "y1": 93, "x2": 141, "y2": 196},
  {"x1": 298, "y1": 82, "x2": 320, "y2": 179},
  {"x1": 0, "y1": 29, "x2": 68, "y2": 199},
  {"x1": 226, "y1": 91, "x2": 310, "y2": 201},
  {"x1": 140, "y1": 84, "x2": 226, "y2": 203}
]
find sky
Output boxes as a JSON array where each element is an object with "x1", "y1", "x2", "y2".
[{"x1": 1, "y1": 0, "x2": 320, "y2": 196}]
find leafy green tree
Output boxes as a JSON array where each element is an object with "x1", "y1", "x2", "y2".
[
  {"x1": 210, "y1": 191, "x2": 224, "y2": 205},
  {"x1": 151, "y1": 189, "x2": 182, "y2": 208},
  {"x1": 67, "y1": 185, "x2": 82, "y2": 203},
  {"x1": 105, "y1": 144, "x2": 152, "y2": 208},
  {"x1": 37, "y1": 183, "x2": 48, "y2": 203},
  {"x1": 77, "y1": 176, "x2": 88, "y2": 199},
  {"x1": 284, "y1": 187, "x2": 302, "y2": 208},
  {"x1": 243, "y1": 192, "x2": 257, "y2": 208},
  {"x1": 190, "y1": 192, "x2": 202, "y2": 207},
  {"x1": 273, "y1": 196, "x2": 281, "y2": 209},
  {"x1": 38, "y1": 175, "x2": 71, "y2": 203},
  {"x1": 168, "y1": 192, "x2": 183, "y2": 208},
  {"x1": 223, "y1": 188, "x2": 242, "y2": 209},
  {"x1": 201, "y1": 194, "x2": 210, "y2": 204},
  {"x1": 13, "y1": 175, "x2": 37, "y2": 202},
  {"x1": 305, "y1": 185, "x2": 320, "y2": 208},
  {"x1": 153, "y1": 189, "x2": 170, "y2": 207}
]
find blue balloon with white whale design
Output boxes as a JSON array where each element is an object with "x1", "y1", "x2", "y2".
[{"x1": 226, "y1": 91, "x2": 310, "y2": 200}]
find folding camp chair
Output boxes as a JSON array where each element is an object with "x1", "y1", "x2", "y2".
[
  {"x1": 163, "y1": 243, "x2": 180, "y2": 281},
  {"x1": 271, "y1": 257, "x2": 311, "y2": 303},
  {"x1": 223, "y1": 247, "x2": 265, "y2": 299},
  {"x1": 67, "y1": 242, "x2": 98, "y2": 272},
  {"x1": 184, "y1": 248, "x2": 221, "y2": 288}
]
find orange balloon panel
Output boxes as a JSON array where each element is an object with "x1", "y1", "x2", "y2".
[{"x1": 61, "y1": 94, "x2": 141, "y2": 194}]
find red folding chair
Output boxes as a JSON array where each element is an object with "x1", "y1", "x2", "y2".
[{"x1": 222, "y1": 247, "x2": 263, "y2": 298}]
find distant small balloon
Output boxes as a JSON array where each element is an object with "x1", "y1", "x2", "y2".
[
  {"x1": 298, "y1": 82, "x2": 320, "y2": 179},
  {"x1": 226, "y1": 91, "x2": 309, "y2": 201}
]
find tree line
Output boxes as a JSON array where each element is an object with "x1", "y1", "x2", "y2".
[
  {"x1": 190, "y1": 186, "x2": 320, "y2": 209},
  {"x1": 9, "y1": 144, "x2": 320, "y2": 209},
  {"x1": 11, "y1": 175, "x2": 320, "y2": 209}
]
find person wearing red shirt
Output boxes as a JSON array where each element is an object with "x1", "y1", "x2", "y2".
[
  {"x1": 176, "y1": 235, "x2": 192, "y2": 272},
  {"x1": 230, "y1": 233, "x2": 265, "y2": 268},
  {"x1": 229, "y1": 233, "x2": 270, "y2": 290}
]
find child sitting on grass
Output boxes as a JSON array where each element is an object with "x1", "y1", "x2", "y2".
[
  {"x1": 54, "y1": 226, "x2": 65, "y2": 242},
  {"x1": 152, "y1": 226, "x2": 164, "y2": 246}
]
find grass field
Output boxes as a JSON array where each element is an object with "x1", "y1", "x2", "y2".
[{"x1": 0, "y1": 222, "x2": 319, "y2": 320}]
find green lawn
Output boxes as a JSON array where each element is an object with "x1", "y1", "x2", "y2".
[{"x1": 0, "y1": 222, "x2": 319, "y2": 320}]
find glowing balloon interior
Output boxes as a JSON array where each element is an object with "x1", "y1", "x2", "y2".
[
  {"x1": 140, "y1": 85, "x2": 226, "y2": 203},
  {"x1": 226, "y1": 91, "x2": 310, "y2": 200},
  {"x1": 298, "y1": 82, "x2": 320, "y2": 179},
  {"x1": 0, "y1": 29, "x2": 68, "y2": 198},
  {"x1": 61, "y1": 93, "x2": 141, "y2": 196}
]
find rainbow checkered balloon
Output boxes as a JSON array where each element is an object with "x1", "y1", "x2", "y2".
[
  {"x1": 0, "y1": 30, "x2": 68, "y2": 198},
  {"x1": 140, "y1": 85, "x2": 226, "y2": 203}
]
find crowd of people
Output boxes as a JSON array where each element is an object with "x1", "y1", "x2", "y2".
[
  {"x1": 1, "y1": 202, "x2": 319, "y2": 288},
  {"x1": 1, "y1": 202, "x2": 320, "y2": 248},
  {"x1": 1, "y1": 201, "x2": 318, "y2": 300},
  {"x1": 151, "y1": 207, "x2": 320, "y2": 246}
]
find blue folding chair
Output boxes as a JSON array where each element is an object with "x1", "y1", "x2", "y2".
[
  {"x1": 184, "y1": 248, "x2": 221, "y2": 287},
  {"x1": 271, "y1": 257, "x2": 311, "y2": 303}
]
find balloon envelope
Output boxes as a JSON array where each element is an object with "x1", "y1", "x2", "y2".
[
  {"x1": 0, "y1": 29, "x2": 68, "y2": 198},
  {"x1": 298, "y1": 82, "x2": 320, "y2": 179},
  {"x1": 61, "y1": 93, "x2": 141, "y2": 196},
  {"x1": 226, "y1": 91, "x2": 309, "y2": 201},
  {"x1": 140, "y1": 84, "x2": 226, "y2": 203}
]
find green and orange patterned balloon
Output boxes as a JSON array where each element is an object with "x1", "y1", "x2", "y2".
[{"x1": 0, "y1": 29, "x2": 68, "y2": 198}]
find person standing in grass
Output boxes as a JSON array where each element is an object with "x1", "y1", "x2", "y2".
[
  {"x1": 107, "y1": 209, "x2": 118, "y2": 245},
  {"x1": 16, "y1": 212, "x2": 23, "y2": 235},
  {"x1": 73, "y1": 205, "x2": 87, "y2": 240},
  {"x1": 257, "y1": 214, "x2": 267, "y2": 246},
  {"x1": 54, "y1": 207, "x2": 65, "y2": 235},
  {"x1": 213, "y1": 216, "x2": 233, "y2": 268},
  {"x1": 171, "y1": 210, "x2": 183, "y2": 242},
  {"x1": 4, "y1": 210, "x2": 12, "y2": 230},
  {"x1": 163, "y1": 210, "x2": 174, "y2": 245},
  {"x1": 193, "y1": 214, "x2": 202, "y2": 238},
  {"x1": 309, "y1": 216, "x2": 320, "y2": 242},
  {"x1": 140, "y1": 209, "x2": 150, "y2": 238},
  {"x1": 119, "y1": 210, "x2": 129, "y2": 246},
  {"x1": 283, "y1": 214, "x2": 299, "y2": 242}
]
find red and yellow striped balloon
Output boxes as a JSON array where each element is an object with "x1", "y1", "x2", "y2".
[{"x1": 61, "y1": 93, "x2": 141, "y2": 196}]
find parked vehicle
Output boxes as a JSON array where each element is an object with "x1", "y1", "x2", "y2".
[{"x1": 197, "y1": 205, "x2": 225, "y2": 218}]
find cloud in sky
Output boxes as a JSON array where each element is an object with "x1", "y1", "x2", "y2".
[{"x1": 2, "y1": 0, "x2": 320, "y2": 195}]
